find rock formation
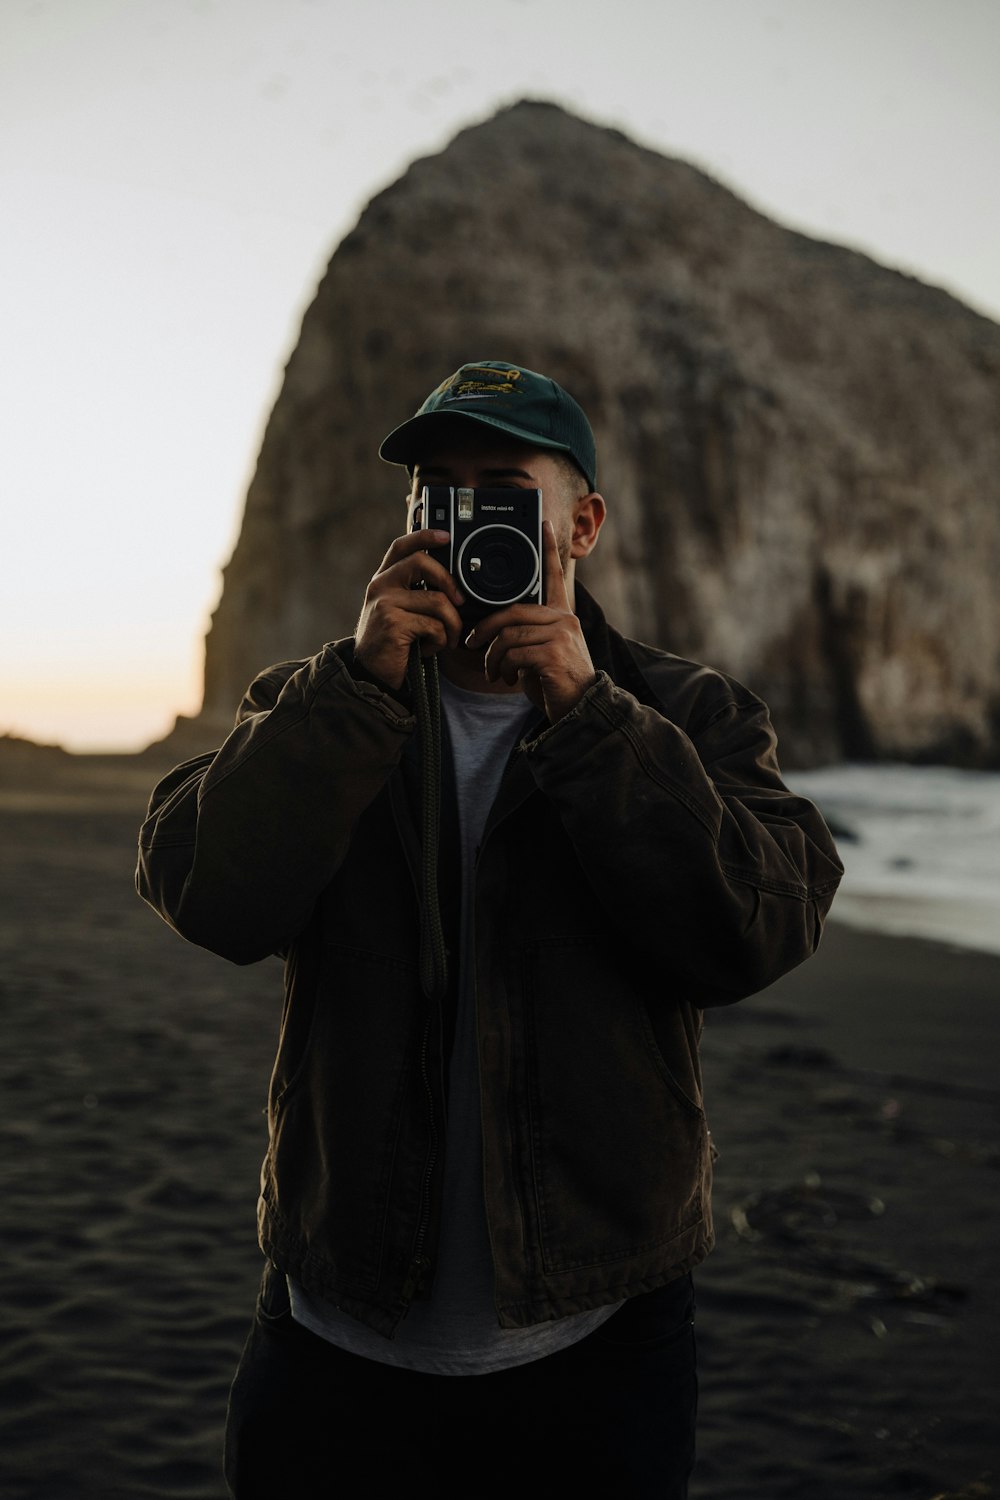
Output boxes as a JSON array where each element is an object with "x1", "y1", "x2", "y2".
[{"x1": 196, "y1": 100, "x2": 1000, "y2": 766}]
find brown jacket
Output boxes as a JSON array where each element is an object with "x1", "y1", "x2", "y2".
[{"x1": 136, "y1": 588, "x2": 842, "y2": 1335}]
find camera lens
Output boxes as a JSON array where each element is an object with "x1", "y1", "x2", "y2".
[{"x1": 457, "y1": 526, "x2": 540, "y2": 606}]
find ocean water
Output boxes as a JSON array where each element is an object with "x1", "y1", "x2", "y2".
[{"x1": 785, "y1": 764, "x2": 1000, "y2": 957}]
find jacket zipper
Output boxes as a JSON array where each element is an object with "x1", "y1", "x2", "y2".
[{"x1": 402, "y1": 1009, "x2": 438, "y2": 1302}]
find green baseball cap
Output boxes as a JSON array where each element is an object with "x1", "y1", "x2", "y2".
[{"x1": 379, "y1": 360, "x2": 597, "y2": 490}]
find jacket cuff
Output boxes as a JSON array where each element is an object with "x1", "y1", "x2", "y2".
[
  {"x1": 343, "y1": 656, "x2": 415, "y2": 715},
  {"x1": 316, "y1": 638, "x2": 415, "y2": 719},
  {"x1": 521, "y1": 671, "x2": 625, "y2": 752}
]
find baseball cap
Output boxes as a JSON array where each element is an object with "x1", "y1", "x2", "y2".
[{"x1": 379, "y1": 360, "x2": 597, "y2": 490}]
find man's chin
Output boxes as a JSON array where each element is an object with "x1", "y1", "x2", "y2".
[{"x1": 438, "y1": 647, "x2": 526, "y2": 696}]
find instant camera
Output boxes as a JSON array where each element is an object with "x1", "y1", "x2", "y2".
[{"x1": 419, "y1": 485, "x2": 543, "y2": 627}]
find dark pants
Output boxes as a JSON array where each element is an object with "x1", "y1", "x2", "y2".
[{"x1": 225, "y1": 1267, "x2": 697, "y2": 1498}]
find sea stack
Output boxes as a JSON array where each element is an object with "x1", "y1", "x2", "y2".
[{"x1": 198, "y1": 100, "x2": 1000, "y2": 766}]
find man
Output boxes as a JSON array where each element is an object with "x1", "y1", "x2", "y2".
[{"x1": 137, "y1": 360, "x2": 842, "y2": 1497}]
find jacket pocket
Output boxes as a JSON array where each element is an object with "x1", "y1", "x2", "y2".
[
  {"x1": 262, "y1": 944, "x2": 423, "y2": 1292},
  {"x1": 518, "y1": 938, "x2": 708, "y2": 1275}
]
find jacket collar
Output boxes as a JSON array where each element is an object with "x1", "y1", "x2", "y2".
[{"x1": 575, "y1": 582, "x2": 656, "y2": 707}]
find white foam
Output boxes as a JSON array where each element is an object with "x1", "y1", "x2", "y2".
[{"x1": 784, "y1": 764, "x2": 1000, "y2": 957}]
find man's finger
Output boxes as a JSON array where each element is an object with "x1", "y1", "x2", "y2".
[
  {"x1": 482, "y1": 625, "x2": 553, "y2": 681},
  {"x1": 542, "y1": 519, "x2": 570, "y2": 611},
  {"x1": 373, "y1": 533, "x2": 463, "y2": 604},
  {"x1": 377, "y1": 528, "x2": 451, "y2": 573}
]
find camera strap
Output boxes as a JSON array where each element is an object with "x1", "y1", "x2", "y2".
[{"x1": 406, "y1": 642, "x2": 449, "y2": 1003}]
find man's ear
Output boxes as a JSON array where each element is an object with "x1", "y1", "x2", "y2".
[{"x1": 570, "y1": 493, "x2": 607, "y2": 559}]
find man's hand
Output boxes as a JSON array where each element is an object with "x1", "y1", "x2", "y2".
[
  {"x1": 354, "y1": 529, "x2": 465, "y2": 691},
  {"x1": 464, "y1": 520, "x2": 598, "y2": 722}
]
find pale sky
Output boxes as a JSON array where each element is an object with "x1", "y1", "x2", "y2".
[{"x1": 3, "y1": 0, "x2": 999, "y2": 751}]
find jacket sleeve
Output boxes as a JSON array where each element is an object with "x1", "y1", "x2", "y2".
[
  {"x1": 522, "y1": 670, "x2": 843, "y2": 1005},
  {"x1": 136, "y1": 643, "x2": 415, "y2": 964}
]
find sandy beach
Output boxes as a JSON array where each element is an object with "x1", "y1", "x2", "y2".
[{"x1": 1, "y1": 750, "x2": 996, "y2": 1499}]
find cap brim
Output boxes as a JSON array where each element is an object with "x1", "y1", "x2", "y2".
[{"x1": 378, "y1": 409, "x2": 577, "y2": 470}]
